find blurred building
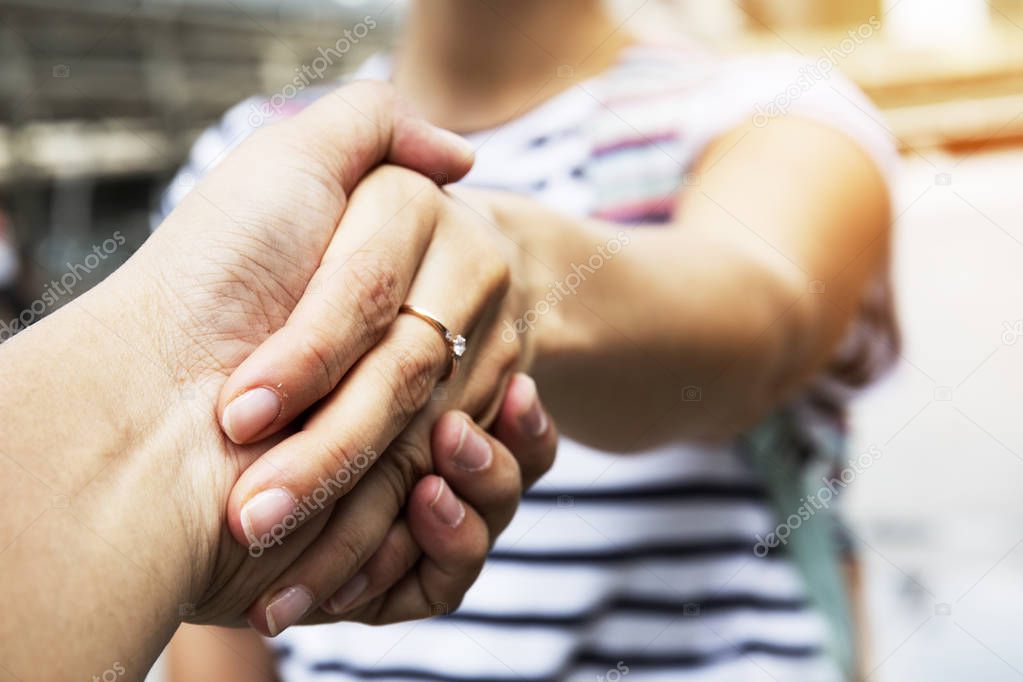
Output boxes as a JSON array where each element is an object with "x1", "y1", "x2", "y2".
[
  {"x1": 3, "y1": 3, "x2": 1023, "y2": 681},
  {"x1": 0, "y1": 0, "x2": 393, "y2": 296},
  {"x1": 3, "y1": 0, "x2": 1023, "y2": 295}
]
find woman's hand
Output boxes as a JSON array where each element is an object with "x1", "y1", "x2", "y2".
[
  {"x1": 217, "y1": 166, "x2": 539, "y2": 544},
  {"x1": 311, "y1": 374, "x2": 556, "y2": 627},
  {"x1": 209, "y1": 165, "x2": 547, "y2": 633},
  {"x1": 216, "y1": 374, "x2": 556, "y2": 637},
  {"x1": 0, "y1": 78, "x2": 497, "y2": 680}
]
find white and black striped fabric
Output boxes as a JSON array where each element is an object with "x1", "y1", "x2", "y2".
[{"x1": 157, "y1": 44, "x2": 896, "y2": 682}]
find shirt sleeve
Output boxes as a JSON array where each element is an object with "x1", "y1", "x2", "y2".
[
  {"x1": 681, "y1": 53, "x2": 900, "y2": 391},
  {"x1": 680, "y1": 53, "x2": 898, "y2": 184}
]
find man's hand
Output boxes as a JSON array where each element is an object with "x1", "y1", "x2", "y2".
[
  {"x1": 242, "y1": 374, "x2": 555, "y2": 633},
  {"x1": 0, "y1": 80, "x2": 485, "y2": 679}
]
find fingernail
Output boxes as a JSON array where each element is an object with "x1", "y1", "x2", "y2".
[
  {"x1": 222, "y1": 387, "x2": 282, "y2": 443},
  {"x1": 241, "y1": 488, "x2": 297, "y2": 545},
  {"x1": 517, "y1": 376, "x2": 549, "y2": 438},
  {"x1": 265, "y1": 586, "x2": 313, "y2": 637},
  {"x1": 324, "y1": 573, "x2": 369, "y2": 615},
  {"x1": 429, "y1": 479, "x2": 465, "y2": 528},
  {"x1": 451, "y1": 419, "x2": 492, "y2": 472}
]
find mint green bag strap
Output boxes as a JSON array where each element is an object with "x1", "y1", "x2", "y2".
[{"x1": 744, "y1": 411, "x2": 854, "y2": 679}]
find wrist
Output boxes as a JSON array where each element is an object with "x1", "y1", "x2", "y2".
[
  {"x1": 77, "y1": 268, "x2": 225, "y2": 594},
  {"x1": 487, "y1": 193, "x2": 570, "y2": 374},
  {"x1": 0, "y1": 272, "x2": 221, "y2": 675}
]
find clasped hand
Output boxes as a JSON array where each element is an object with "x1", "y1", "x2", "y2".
[{"x1": 142, "y1": 82, "x2": 553, "y2": 635}]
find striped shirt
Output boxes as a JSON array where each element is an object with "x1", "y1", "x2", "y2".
[{"x1": 159, "y1": 44, "x2": 896, "y2": 682}]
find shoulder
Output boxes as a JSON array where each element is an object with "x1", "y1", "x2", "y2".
[{"x1": 623, "y1": 45, "x2": 897, "y2": 184}]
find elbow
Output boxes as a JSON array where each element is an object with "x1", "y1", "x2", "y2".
[
  {"x1": 748, "y1": 269, "x2": 855, "y2": 419},
  {"x1": 696, "y1": 266, "x2": 825, "y2": 442}
]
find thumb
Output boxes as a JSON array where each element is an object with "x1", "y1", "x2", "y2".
[{"x1": 272, "y1": 79, "x2": 474, "y2": 192}]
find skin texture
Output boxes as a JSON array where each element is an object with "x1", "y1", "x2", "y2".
[
  {"x1": 167, "y1": 375, "x2": 556, "y2": 682},
  {"x1": 177, "y1": 0, "x2": 891, "y2": 673},
  {"x1": 0, "y1": 81, "x2": 559, "y2": 681},
  {"x1": 172, "y1": 118, "x2": 889, "y2": 674},
  {"x1": 512, "y1": 115, "x2": 891, "y2": 450},
  {"x1": 211, "y1": 118, "x2": 889, "y2": 562}
]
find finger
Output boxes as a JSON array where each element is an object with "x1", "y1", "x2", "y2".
[
  {"x1": 217, "y1": 173, "x2": 511, "y2": 446},
  {"x1": 317, "y1": 408, "x2": 529, "y2": 619},
  {"x1": 431, "y1": 411, "x2": 523, "y2": 537},
  {"x1": 491, "y1": 374, "x2": 558, "y2": 488},
  {"x1": 178, "y1": 81, "x2": 472, "y2": 283},
  {"x1": 344, "y1": 475, "x2": 489, "y2": 625},
  {"x1": 216, "y1": 167, "x2": 439, "y2": 445},
  {"x1": 276, "y1": 80, "x2": 474, "y2": 191},
  {"x1": 319, "y1": 521, "x2": 420, "y2": 617},
  {"x1": 265, "y1": 474, "x2": 489, "y2": 630},
  {"x1": 389, "y1": 95, "x2": 475, "y2": 184},
  {"x1": 244, "y1": 457, "x2": 405, "y2": 637},
  {"x1": 223, "y1": 316, "x2": 445, "y2": 548},
  {"x1": 225, "y1": 198, "x2": 508, "y2": 546}
]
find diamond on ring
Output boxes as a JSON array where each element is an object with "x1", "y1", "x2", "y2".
[
  {"x1": 447, "y1": 331, "x2": 467, "y2": 358},
  {"x1": 398, "y1": 304, "x2": 467, "y2": 381}
]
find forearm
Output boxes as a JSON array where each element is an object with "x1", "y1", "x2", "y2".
[
  {"x1": 500, "y1": 200, "x2": 876, "y2": 452},
  {"x1": 167, "y1": 625, "x2": 277, "y2": 682},
  {"x1": 506, "y1": 208, "x2": 798, "y2": 449},
  {"x1": 498, "y1": 120, "x2": 889, "y2": 452},
  {"x1": 0, "y1": 276, "x2": 207, "y2": 680}
]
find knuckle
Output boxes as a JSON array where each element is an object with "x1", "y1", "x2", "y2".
[
  {"x1": 378, "y1": 439, "x2": 431, "y2": 504},
  {"x1": 378, "y1": 529, "x2": 420, "y2": 577},
  {"x1": 467, "y1": 528, "x2": 491, "y2": 566},
  {"x1": 381, "y1": 342, "x2": 443, "y2": 421},
  {"x1": 367, "y1": 167, "x2": 441, "y2": 230},
  {"x1": 429, "y1": 587, "x2": 469, "y2": 619},
  {"x1": 341, "y1": 252, "x2": 402, "y2": 342},
  {"x1": 493, "y1": 451, "x2": 524, "y2": 501},
  {"x1": 295, "y1": 326, "x2": 346, "y2": 396},
  {"x1": 421, "y1": 548, "x2": 486, "y2": 617},
  {"x1": 342, "y1": 81, "x2": 398, "y2": 136},
  {"x1": 486, "y1": 256, "x2": 512, "y2": 301},
  {"x1": 468, "y1": 342, "x2": 521, "y2": 419},
  {"x1": 315, "y1": 439, "x2": 358, "y2": 485},
  {"x1": 495, "y1": 333, "x2": 522, "y2": 374},
  {"x1": 324, "y1": 523, "x2": 372, "y2": 575}
]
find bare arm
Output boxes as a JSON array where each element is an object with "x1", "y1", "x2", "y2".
[
  {"x1": 499, "y1": 117, "x2": 890, "y2": 451},
  {"x1": 167, "y1": 626, "x2": 277, "y2": 682},
  {"x1": 0, "y1": 81, "x2": 534, "y2": 679},
  {"x1": 204, "y1": 117, "x2": 889, "y2": 582},
  {"x1": 0, "y1": 290, "x2": 204, "y2": 680}
]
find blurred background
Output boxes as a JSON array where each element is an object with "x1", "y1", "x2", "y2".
[{"x1": 2, "y1": 0, "x2": 1023, "y2": 679}]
